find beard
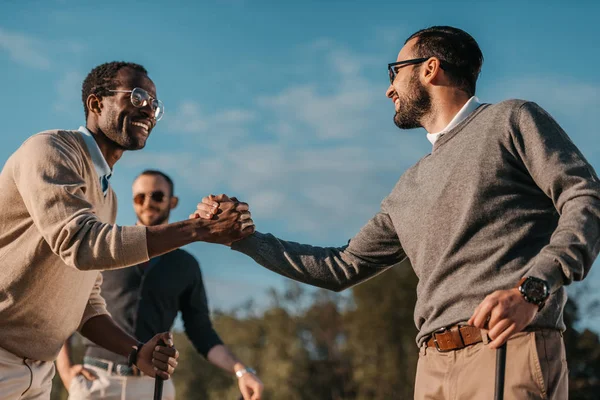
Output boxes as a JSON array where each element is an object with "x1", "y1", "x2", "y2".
[
  {"x1": 138, "y1": 206, "x2": 171, "y2": 227},
  {"x1": 103, "y1": 110, "x2": 147, "y2": 150},
  {"x1": 393, "y1": 71, "x2": 432, "y2": 130}
]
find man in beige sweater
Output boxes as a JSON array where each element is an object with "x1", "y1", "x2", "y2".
[{"x1": 0, "y1": 61, "x2": 254, "y2": 399}]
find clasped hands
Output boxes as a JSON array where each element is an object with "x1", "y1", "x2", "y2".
[{"x1": 190, "y1": 194, "x2": 255, "y2": 246}]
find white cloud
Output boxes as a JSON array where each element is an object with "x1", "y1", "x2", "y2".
[
  {"x1": 163, "y1": 101, "x2": 257, "y2": 152},
  {"x1": 0, "y1": 28, "x2": 51, "y2": 69},
  {"x1": 257, "y1": 40, "x2": 388, "y2": 141}
]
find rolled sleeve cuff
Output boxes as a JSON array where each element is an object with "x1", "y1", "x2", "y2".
[
  {"x1": 198, "y1": 336, "x2": 224, "y2": 359},
  {"x1": 528, "y1": 256, "x2": 566, "y2": 293},
  {"x1": 119, "y1": 225, "x2": 149, "y2": 266}
]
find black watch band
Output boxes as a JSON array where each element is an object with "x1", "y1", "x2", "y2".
[{"x1": 127, "y1": 341, "x2": 144, "y2": 367}]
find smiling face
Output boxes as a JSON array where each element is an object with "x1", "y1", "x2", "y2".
[
  {"x1": 386, "y1": 38, "x2": 432, "y2": 130},
  {"x1": 97, "y1": 67, "x2": 157, "y2": 150},
  {"x1": 132, "y1": 173, "x2": 177, "y2": 227}
]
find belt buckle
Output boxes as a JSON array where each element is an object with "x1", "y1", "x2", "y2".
[{"x1": 433, "y1": 327, "x2": 450, "y2": 353}]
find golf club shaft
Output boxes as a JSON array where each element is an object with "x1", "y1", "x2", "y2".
[
  {"x1": 494, "y1": 342, "x2": 507, "y2": 400},
  {"x1": 153, "y1": 339, "x2": 166, "y2": 400}
]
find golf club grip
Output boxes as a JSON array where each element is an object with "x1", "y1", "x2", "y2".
[
  {"x1": 153, "y1": 339, "x2": 166, "y2": 400},
  {"x1": 494, "y1": 342, "x2": 507, "y2": 400}
]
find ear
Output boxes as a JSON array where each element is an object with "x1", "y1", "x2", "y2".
[
  {"x1": 421, "y1": 57, "x2": 443, "y2": 85},
  {"x1": 86, "y1": 94, "x2": 103, "y2": 117},
  {"x1": 170, "y1": 196, "x2": 179, "y2": 210}
]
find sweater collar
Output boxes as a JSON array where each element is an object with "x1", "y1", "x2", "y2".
[
  {"x1": 426, "y1": 96, "x2": 481, "y2": 145},
  {"x1": 77, "y1": 126, "x2": 112, "y2": 194}
]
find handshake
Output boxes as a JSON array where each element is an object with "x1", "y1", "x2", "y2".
[{"x1": 188, "y1": 194, "x2": 255, "y2": 246}]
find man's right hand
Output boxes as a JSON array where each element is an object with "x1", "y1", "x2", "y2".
[
  {"x1": 190, "y1": 194, "x2": 255, "y2": 245},
  {"x1": 62, "y1": 364, "x2": 98, "y2": 390}
]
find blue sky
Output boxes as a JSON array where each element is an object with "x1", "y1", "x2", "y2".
[{"x1": 2, "y1": 1, "x2": 599, "y2": 327}]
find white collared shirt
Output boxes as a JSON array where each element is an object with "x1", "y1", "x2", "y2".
[
  {"x1": 426, "y1": 96, "x2": 481, "y2": 145},
  {"x1": 77, "y1": 126, "x2": 112, "y2": 195}
]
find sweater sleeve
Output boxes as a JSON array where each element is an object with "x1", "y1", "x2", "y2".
[
  {"x1": 180, "y1": 261, "x2": 223, "y2": 357},
  {"x1": 11, "y1": 133, "x2": 148, "y2": 271},
  {"x1": 512, "y1": 102, "x2": 600, "y2": 292},
  {"x1": 231, "y1": 209, "x2": 406, "y2": 292},
  {"x1": 77, "y1": 272, "x2": 110, "y2": 331}
]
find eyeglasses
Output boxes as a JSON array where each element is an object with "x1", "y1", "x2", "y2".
[
  {"x1": 133, "y1": 191, "x2": 167, "y2": 205},
  {"x1": 387, "y1": 57, "x2": 451, "y2": 85},
  {"x1": 109, "y1": 87, "x2": 165, "y2": 121}
]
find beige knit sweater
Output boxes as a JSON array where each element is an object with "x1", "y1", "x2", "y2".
[{"x1": 0, "y1": 130, "x2": 148, "y2": 361}]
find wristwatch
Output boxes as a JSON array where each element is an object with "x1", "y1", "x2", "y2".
[
  {"x1": 127, "y1": 341, "x2": 144, "y2": 367},
  {"x1": 517, "y1": 276, "x2": 550, "y2": 311},
  {"x1": 235, "y1": 367, "x2": 257, "y2": 379}
]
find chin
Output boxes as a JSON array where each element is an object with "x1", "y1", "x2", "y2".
[{"x1": 125, "y1": 139, "x2": 147, "y2": 151}]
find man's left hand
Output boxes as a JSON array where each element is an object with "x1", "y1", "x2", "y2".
[
  {"x1": 468, "y1": 288, "x2": 538, "y2": 349},
  {"x1": 238, "y1": 371, "x2": 264, "y2": 400}
]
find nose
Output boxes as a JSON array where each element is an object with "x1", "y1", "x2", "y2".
[
  {"x1": 385, "y1": 84, "x2": 395, "y2": 99},
  {"x1": 139, "y1": 102, "x2": 154, "y2": 120},
  {"x1": 143, "y1": 194, "x2": 153, "y2": 207}
]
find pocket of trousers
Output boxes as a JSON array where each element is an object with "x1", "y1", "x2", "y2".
[{"x1": 529, "y1": 332, "x2": 548, "y2": 399}]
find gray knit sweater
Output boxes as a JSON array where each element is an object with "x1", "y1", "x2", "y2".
[{"x1": 232, "y1": 100, "x2": 600, "y2": 346}]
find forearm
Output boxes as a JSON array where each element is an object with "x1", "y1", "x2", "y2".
[
  {"x1": 206, "y1": 344, "x2": 244, "y2": 374},
  {"x1": 146, "y1": 219, "x2": 202, "y2": 258},
  {"x1": 231, "y1": 232, "x2": 399, "y2": 292},
  {"x1": 146, "y1": 210, "x2": 248, "y2": 257},
  {"x1": 80, "y1": 315, "x2": 138, "y2": 357}
]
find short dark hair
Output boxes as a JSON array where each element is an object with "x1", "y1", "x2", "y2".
[
  {"x1": 406, "y1": 26, "x2": 483, "y2": 96},
  {"x1": 81, "y1": 61, "x2": 148, "y2": 119},
  {"x1": 136, "y1": 170, "x2": 175, "y2": 196}
]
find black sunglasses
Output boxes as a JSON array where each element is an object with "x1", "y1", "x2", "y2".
[
  {"x1": 133, "y1": 191, "x2": 167, "y2": 205},
  {"x1": 388, "y1": 57, "x2": 451, "y2": 84}
]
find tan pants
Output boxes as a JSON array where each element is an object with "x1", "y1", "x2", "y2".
[
  {"x1": 414, "y1": 330, "x2": 568, "y2": 400},
  {"x1": 0, "y1": 346, "x2": 55, "y2": 400},
  {"x1": 67, "y1": 363, "x2": 176, "y2": 400}
]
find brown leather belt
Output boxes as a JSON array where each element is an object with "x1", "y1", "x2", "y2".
[{"x1": 426, "y1": 325, "x2": 484, "y2": 352}]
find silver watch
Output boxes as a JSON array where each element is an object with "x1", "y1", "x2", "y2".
[{"x1": 235, "y1": 367, "x2": 256, "y2": 379}]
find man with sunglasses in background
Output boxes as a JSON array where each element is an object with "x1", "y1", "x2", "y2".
[
  {"x1": 58, "y1": 169, "x2": 264, "y2": 400},
  {"x1": 196, "y1": 26, "x2": 600, "y2": 399},
  {"x1": 0, "y1": 62, "x2": 254, "y2": 399}
]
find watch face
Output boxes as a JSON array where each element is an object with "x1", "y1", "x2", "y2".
[{"x1": 523, "y1": 278, "x2": 549, "y2": 303}]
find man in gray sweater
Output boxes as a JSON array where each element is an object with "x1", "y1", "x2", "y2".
[{"x1": 196, "y1": 26, "x2": 600, "y2": 399}]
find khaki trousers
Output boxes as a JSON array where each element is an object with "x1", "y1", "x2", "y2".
[
  {"x1": 414, "y1": 330, "x2": 568, "y2": 400},
  {"x1": 0, "y1": 346, "x2": 55, "y2": 400},
  {"x1": 67, "y1": 363, "x2": 176, "y2": 400}
]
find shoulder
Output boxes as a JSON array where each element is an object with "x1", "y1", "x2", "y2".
[
  {"x1": 9, "y1": 130, "x2": 85, "y2": 169},
  {"x1": 19, "y1": 130, "x2": 84, "y2": 159},
  {"x1": 22, "y1": 129, "x2": 83, "y2": 148},
  {"x1": 481, "y1": 99, "x2": 555, "y2": 122}
]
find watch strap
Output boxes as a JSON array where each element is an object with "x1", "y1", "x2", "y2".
[
  {"x1": 235, "y1": 367, "x2": 256, "y2": 379},
  {"x1": 127, "y1": 341, "x2": 144, "y2": 367}
]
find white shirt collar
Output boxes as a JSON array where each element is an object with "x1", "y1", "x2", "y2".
[
  {"x1": 426, "y1": 96, "x2": 481, "y2": 145},
  {"x1": 77, "y1": 126, "x2": 112, "y2": 192}
]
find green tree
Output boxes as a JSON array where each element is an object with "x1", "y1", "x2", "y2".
[{"x1": 345, "y1": 259, "x2": 418, "y2": 400}]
